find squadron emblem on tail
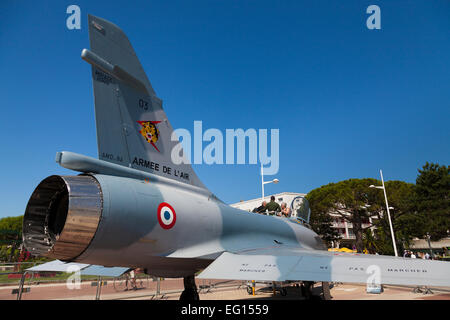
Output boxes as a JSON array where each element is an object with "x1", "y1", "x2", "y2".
[{"x1": 137, "y1": 120, "x2": 161, "y2": 152}]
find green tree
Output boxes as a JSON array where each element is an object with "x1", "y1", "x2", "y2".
[
  {"x1": 0, "y1": 215, "x2": 23, "y2": 262},
  {"x1": 0, "y1": 216, "x2": 23, "y2": 235},
  {"x1": 376, "y1": 181, "x2": 420, "y2": 254},
  {"x1": 415, "y1": 162, "x2": 450, "y2": 241},
  {"x1": 362, "y1": 228, "x2": 380, "y2": 254},
  {"x1": 308, "y1": 209, "x2": 341, "y2": 247},
  {"x1": 307, "y1": 178, "x2": 383, "y2": 253}
]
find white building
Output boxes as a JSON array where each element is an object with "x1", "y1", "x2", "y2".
[
  {"x1": 229, "y1": 192, "x2": 310, "y2": 222},
  {"x1": 328, "y1": 212, "x2": 375, "y2": 240},
  {"x1": 230, "y1": 192, "x2": 375, "y2": 245}
]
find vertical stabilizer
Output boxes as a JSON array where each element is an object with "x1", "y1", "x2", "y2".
[{"x1": 84, "y1": 15, "x2": 206, "y2": 189}]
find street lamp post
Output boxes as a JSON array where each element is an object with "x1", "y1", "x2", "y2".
[
  {"x1": 426, "y1": 233, "x2": 434, "y2": 259},
  {"x1": 370, "y1": 169, "x2": 398, "y2": 257},
  {"x1": 261, "y1": 164, "x2": 279, "y2": 200}
]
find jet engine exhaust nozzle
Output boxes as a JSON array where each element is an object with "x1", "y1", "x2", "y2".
[{"x1": 23, "y1": 175, "x2": 102, "y2": 260}]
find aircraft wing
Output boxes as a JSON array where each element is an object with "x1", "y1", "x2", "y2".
[
  {"x1": 197, "y1": 247, "x2": 450, "y2": 287},
  {"x1": 27, "y1": 260, "x2": 130, "y2": 277}
]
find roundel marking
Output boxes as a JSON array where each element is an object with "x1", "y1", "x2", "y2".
[{"x1": 157, "y1": 202, "x2": 177, "y2": 230}]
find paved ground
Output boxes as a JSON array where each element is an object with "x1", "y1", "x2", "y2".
[
  {"x1": 329, "y1": 283, "x2": 450, "y2": 300},
  {"x1": 1, "y1": 278, "x2": 449, "y2": 300}
]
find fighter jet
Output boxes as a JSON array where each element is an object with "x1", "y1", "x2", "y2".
[{"x1": 22, "y1": 15, "x2": 450, "y2": 300}]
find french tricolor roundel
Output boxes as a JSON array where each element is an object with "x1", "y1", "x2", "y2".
[{"x1": 157, "y1": 202, "x2": 177, "y2": 230}]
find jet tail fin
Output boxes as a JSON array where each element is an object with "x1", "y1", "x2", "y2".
[{"x1": 84, "y1": 15, "x2": 207, "y2": 189}]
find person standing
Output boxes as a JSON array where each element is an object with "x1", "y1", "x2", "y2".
[
  {"x1": 265, "y1": 196, "x2": 281, "y2": 215},
  {"x1": 280, "y1": 202, "x2": 291, "y2": 218}
]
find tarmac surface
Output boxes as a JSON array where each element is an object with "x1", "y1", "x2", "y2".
[{"x1": 0, "y1": 278, "x2": 449, "y2": 300}]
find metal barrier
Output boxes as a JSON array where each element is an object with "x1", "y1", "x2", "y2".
[
  {"x1": 1, "y1": 263, "x2": 304, "y2": 300},
  {"x1": 0, "y1": 264, "x2": 183, "y2": 300},
  {"x1": 6, "y1": 271, "x2": 151, "y2": 300}
]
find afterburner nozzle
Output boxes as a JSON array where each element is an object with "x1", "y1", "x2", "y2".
[{"x1": 23, "y1": 175, "x2": 102, "y2": 261}]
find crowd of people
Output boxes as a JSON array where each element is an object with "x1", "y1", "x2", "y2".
[
  {"x1": 252, "y1": 195, "x2": 292, "y2": 218},
  {"x1": 403, "y1": 250, "x2": 432, "y2": 260}
]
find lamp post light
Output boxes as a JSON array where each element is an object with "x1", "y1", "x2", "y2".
[
  {"x1": 426, "y1": 233, "x2": 434, "y2": 259},
  {"x1": 369, "y1": 169, "x2": 398, "y2": 257},
  {"x1": 261, "y1": 164, "x2": 279, "y2": 200}
]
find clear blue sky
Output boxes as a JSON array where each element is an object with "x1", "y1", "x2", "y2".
[{"x1": 0, "y1": 1, "x2": 449, "y2": 218}]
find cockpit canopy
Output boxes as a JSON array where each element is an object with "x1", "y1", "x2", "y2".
[{"x1": 291, "y1": 196, "x2": 311, "y2": 223}]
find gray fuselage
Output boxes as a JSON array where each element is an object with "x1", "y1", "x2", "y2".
[{"x1": 71, "y1": 174, "x2": 325, "y2": 277}]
